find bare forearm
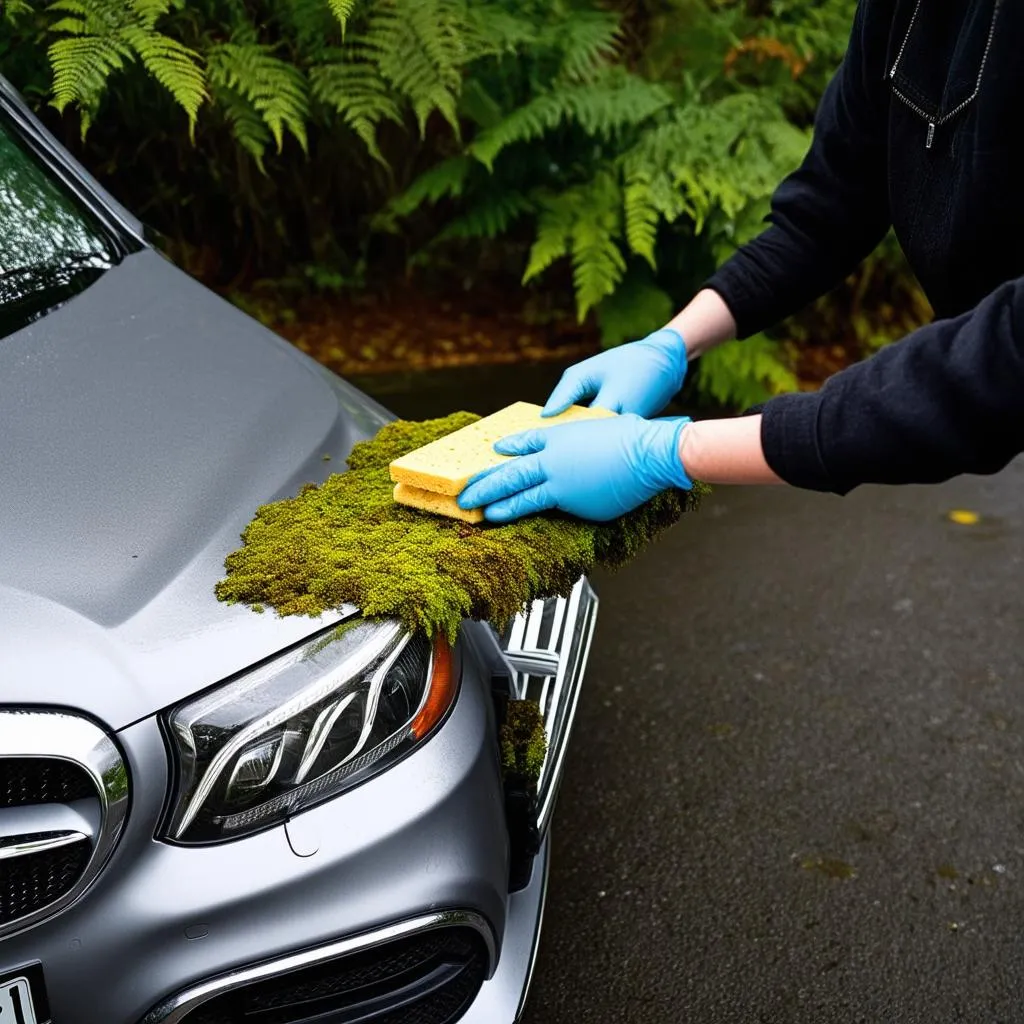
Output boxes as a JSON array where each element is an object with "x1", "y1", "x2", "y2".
[
  {"x1": 665, "y1": 289, "x2": 737, "y2": 359},
  {"x1": 678, "y1": 415, "x2": 783, "y2": 485}
]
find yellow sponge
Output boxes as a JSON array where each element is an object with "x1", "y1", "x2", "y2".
[
  {"x1": 389, "y1": 401, "x2": 615, "y2": 497},
  {"x1": 393, "y1": 482, "x2": 485, "y2": 524}
]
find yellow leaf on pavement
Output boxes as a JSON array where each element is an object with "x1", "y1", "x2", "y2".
[{"x1": 947, "y1": 509, "x2": 981, "y2": 525}]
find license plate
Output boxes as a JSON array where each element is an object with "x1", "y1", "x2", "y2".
[{"x1": 0, "y1": 964, "x2": 49, "y2": 1024}]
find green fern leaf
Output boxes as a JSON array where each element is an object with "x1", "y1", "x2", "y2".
[
  {"x1": 121, "y1": 27, "x2": 206, "y2": 130},
  {"x1": 470, "y1": 72, "x2": 671, "y2": 170},
  {"x1": 310, "y1": 58, "x2": 402, "y2": 164},
  {"x1": 696, "y1": 334, "x2": 797, "y2": 408},
  {"x1": 326, "y1": 0, "x2": 356, "y2": 33},
  {"x1": 523, "y1": 194, "x2": 575, "y2": 284},
  {"x1": 48, "y1": 34, "x2": 130, "y2": 116},
  {"x1": 435, "y1": 191, "x2": 533, "y2": 241},
  {"x1": 212, "y1": 83, "x2": 273, "y2": 170},
  {"x1": 207, "y1": 42, "x2": 308, "y2": 153},
  {"x1": 1, "y1": 0, "x2": 33, "y2": 21},
  {"x1": 549, "y1": 10, "x2": 621, "y2": 83},
  {"x1": 596, "y1": 271, "x2": 674, "y2": 347},
  {"x1": 130, "y1": 0, "x2": 174, "y2": 26},
  {"x1": 623, "y1": 172, "x2": 658, "y2": 268},
  {"x1": 384, "y1": 156, "x2": 472, "y2": 220},
  {"x1": 371, "y1": 0, "x2": 465, "y2": 136},
  {"x1": 570, "y1": 177, "x2": 626, "y2": 319}
]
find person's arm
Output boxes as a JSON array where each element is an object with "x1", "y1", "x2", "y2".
[
  {"x1": 664, "y1": 289, "x2": 737, "y2": 360},
  {"x1": 677, "y1": 415, "x2": 781, "y2": 485},
  {"x1": 692, "y1": 0, "x2": 894, "y2": 347},
  {"x1": 752, "y1": 276, "x2": 1024, "y2": 494}
]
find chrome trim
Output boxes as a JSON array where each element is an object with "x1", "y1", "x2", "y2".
[
  {"x1": 0, "y1": 709, "x2": 129, "y2": 940},
  {"x1": 502, "y1": 577, "x2": 599, "y2": 836},
  {"x1": 514, "y1": 838, "x2": 551, "y2": 1022},
  {"x1": 0, "y1": 830, "x2": 88, "y2": 861},
  {"x1": 141, "y1": 910, "x2": 499, "y2": 1024}
]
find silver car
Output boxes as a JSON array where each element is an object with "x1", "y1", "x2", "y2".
[{"x1": 0, "y1": 76, "x2": 598, "y2": 1024}]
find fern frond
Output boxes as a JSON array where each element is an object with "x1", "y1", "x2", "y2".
[
  {"x1": 48, "y1": 34, "x2": 131, "y2": 115},
  {"x1": 622, "y1": 163, "x2": 688, "y2": 265},
  {"x1": 129, "y1": 0, "x2": 174, "y2": 27},
  {"x1": 435, "y1": 191, "x2": 533, "y2": 241},
  {"x1": 470, "y1": 72, "x2": 670, "y2": 170},
  {"x1": 370, "y1": 0, "x2": 466, "y2": 135},
  {"x1": 523, "y1": 193, "x2": 575, "y2": 284},
  {"x1": 212, "y1": 83, "x2": 273, "y2": 170},
  {"x1": 1, "y1": 0, "x2": 33, "y2": 22},
  {"x1": 623, "y1": 172, "x2": 658, "y2": 268},
  {"x1": 570, "y1": 175, "x2": 626, "y2": 319},
  {"x1": 46, "y1": 0, "x2": 206, "y2": 132},
  {"x1": 385, "y1": 156, "x2": 472, "y2": 219},
  {"x1": 596, "y1": 272, "x2": 674, "y2": 346},
  {"x1": 548, "y1": 9, "x2": 621, "y2": 83},
  {"x1": 326, "y1": 0, "x2": 356, "y2": 34},
  {"x1": 523, "y1": 175, "x2": 627, "y2": 319},
  {"x1": 121, "y1": 27, "x2": 206, "y2": 130},
  {"x1": 310, "y1": 59, "x2": 402, "y2": 164},
  {"x1": 696, "y1": 334, "x2": 797, "y2": 408},
  {"x1": 470, "y1": 7, "x2": 537, "y2": 52},
  {"x1": 208, "y1": 41, "x2": 308, "y2": 152}
]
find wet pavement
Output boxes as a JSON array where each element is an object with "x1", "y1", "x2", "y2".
[{"x1": 359, "y1": 366, "x2": 1024, "y2": 1024}]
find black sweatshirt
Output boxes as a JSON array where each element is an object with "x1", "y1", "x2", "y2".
[{"x1": 703, "y1": 0, "x2": 1024, "y2": 494}]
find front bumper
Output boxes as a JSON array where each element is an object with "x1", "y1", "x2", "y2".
[
  {"x1": 0, "y1": 580, "x2": 596, "y2": 1024},
  {"x1": 1, "y1": 645, "x2": 508, "y2": 1024}
]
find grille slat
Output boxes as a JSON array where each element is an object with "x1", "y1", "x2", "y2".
[
  {"x1": 0, "y1": 835, "x2": 91, "y2": 923},
  {"x1": 179, "y1": 928, "x2": 487, "y2": 1024},
  {"x1": 0, "y1": 712, "x2": 127, "y2": 939},
  {"x1": 1, "y1": 757, "x2": 94, "y2": 807},
  {"x1": 1, "y1": 756, "x2": 99, "y2": 927}
]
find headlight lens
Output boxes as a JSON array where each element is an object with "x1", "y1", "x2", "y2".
[{"x1": 163, "y1": 617, "x2": 457, "y2": 844}]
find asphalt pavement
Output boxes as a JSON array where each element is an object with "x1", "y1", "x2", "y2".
[{"x1": 359, "y1": 366, "x2": 1024, "y2": 1024}]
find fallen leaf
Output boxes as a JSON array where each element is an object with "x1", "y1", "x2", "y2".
[{"x1": 948, "y1": 509, "x2": 981, "y2": 525}]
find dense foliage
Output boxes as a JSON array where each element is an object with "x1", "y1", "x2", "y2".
[
  {"x1": 0, "y1": 0, "x2": 925, "y2": 404},
  {"x1": 214, "y1": 411, "x2": 705, "y2": 642}
]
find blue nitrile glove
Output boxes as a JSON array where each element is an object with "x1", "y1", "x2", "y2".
[
  {"x1": 457, "y1": 414, "x2": 693, "y2": 524},
  {"x1": 542, "y1": 328, "x2": 688, "y2": 419}
]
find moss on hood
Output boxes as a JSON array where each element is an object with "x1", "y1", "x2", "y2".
[{"x1": 215, "y1": 412, "x2": 706, "y2": 641}]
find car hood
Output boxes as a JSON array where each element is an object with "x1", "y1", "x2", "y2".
[{"x1": 0, "y1": 249, "x2": 393, "y2": 729}]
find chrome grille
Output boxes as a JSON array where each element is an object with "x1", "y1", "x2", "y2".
[
  {"x1": 0, "y1": 831, "x2": 92, "y2": 923},
  {"x1": 500, "y1": 576, "x2": 599, "y2": 835},
  {"x1": 177, "y1": 927, "x2": 487, "y2": 1024},
  {"x1": 1, "y1": 757, "x2": 94, "y2": 807},
  {"x1": 0, "y1": 710, "x2": 129, "y2": 938}
]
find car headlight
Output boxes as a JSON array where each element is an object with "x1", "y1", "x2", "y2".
[{"x1": 162, "y1": 617, "x2": 457, "y2": 845}]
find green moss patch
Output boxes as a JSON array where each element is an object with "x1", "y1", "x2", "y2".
[
  {"x1": 215, "y1": 412, "x2": 706, "y2": 641},
  {"x1": 500, "y1": 700, "x2": 548, "y2": 785}
]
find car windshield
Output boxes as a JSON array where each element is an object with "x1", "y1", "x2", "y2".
[{"x1": 0, "y1": 112, "x2": 126, "y2": 339}]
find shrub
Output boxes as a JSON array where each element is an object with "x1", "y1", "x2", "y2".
[{"x1": 1, "y1": 0, "x2": 924, "y2": 405}]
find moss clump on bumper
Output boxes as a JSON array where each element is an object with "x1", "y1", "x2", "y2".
[
  {"x1": 500, "y1": 700, "x2": 548, "y2": 785},
  {"x1": 215, "y1": 412, "x2": 706, "y2": 642}
]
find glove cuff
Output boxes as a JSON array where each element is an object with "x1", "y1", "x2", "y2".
[
  {"x1": 648, "y1": 416, "x2": 694, "y2": 491},
  {"x1": 644, "y1": 327, "x2": 689, "y2": 387}
]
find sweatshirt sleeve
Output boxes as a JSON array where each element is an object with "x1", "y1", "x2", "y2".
[
  {"x1": 704, "y1": 0, "x2": 893, "y2": 339},
  {"x1": 760, "y1": 276, "x2": 1024, "y2": 494}
]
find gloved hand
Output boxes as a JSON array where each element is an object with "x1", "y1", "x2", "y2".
[
  {"x1": 542, "y1": 327, "x2": 688, "y2": 419},
  {"x1": 457, "y1": 414, "x2": 693, "y2": 524}
]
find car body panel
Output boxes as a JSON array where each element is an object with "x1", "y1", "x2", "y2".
[
  {"x1": 0, "y1": 248, "x2": 393, "y2": 728},
  {"x1": 0, "y1": 649, "x2": 509, "y2": 1023},
  {"x1": 0, "y1": 71, "x2": 592, "y2": 1024}
]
